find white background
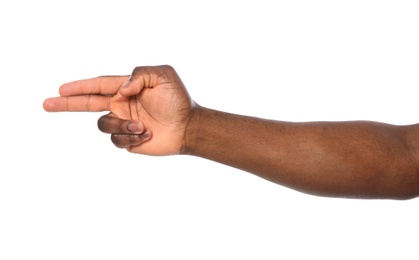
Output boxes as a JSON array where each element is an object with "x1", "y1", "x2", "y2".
[{"x1": 1, "y1": 1, "x2": 418, "y2": 259}]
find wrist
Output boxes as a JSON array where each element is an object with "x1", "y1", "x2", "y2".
[{"x1": 182, "y1": 103, "x2": 206, "y2": 155}]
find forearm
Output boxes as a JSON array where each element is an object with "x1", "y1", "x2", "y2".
[{"x1": 184, "y1": 106, "x2": 419, "y2": 199}]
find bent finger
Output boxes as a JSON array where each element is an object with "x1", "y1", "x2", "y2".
[
  {"x1": 119, "y1": 65, "x2": 176, "y2": 97},
  {"x1": 98, "y1": 114, "x2": 145, "y2": 134},
  {"x1": 111, "y1": 131, "x2": 151, "y2": 148}
]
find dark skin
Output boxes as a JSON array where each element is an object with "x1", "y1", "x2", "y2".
[{"x1": 43, "y1": 65, "x2": 419, "y2": 200}]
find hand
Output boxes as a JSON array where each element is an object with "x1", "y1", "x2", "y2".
[{"x1": 43, "y1": 65, "x2": 196, "y2": 155}]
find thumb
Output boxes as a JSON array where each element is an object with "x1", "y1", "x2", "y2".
[{"x1": 119, "y1": 66, "x2": 162, "y2": 97}]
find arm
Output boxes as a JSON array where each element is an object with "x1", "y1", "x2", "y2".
[
  {"x1": 44, "y1": 65, "x2": 419, "y2": 199},
  {"x1": 183, "y1": 107, "x2": 419, "y2": 199}
]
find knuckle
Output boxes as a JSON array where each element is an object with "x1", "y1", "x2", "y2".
[
  {"x1": 159, "y1": 65, "x2": 175, "y2": 78},
  {"x1": 132, "y1": 66, "x2": 142, "y2": 75},
  {"x1": 132, "y1": 66, "x2": 149, "y2": 77},
  {"x1": 156, "y1": 65, "x2": 176, "y2": 81},
  {"x1": 160, "y1": 64, "x2": 174, "y2": 72},
  {"x1": 131, "y1": 65, "x2": 176, "y2": 84}
]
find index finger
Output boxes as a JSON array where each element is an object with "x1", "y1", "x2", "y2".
[{"x1": 59, "y1": 75, "x2": 130, "y2": 96}]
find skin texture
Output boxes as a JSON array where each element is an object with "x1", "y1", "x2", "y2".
[
  {"x1": 43, "y1": 65, "x2": 419, "y2": 199},
  {"x1": 44, "y1": 66, "x2": 195, "y2": 155}
]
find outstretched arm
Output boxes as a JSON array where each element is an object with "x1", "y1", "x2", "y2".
[
  {"x1": 103, "y1": 105, "x2": 419, "y2": 200},
  {"x1": 185, "y1": 108, "x2": 419, "y2": 199},
  {"x1": 44, "y1": 65, "x2": 419, "y2": 199}
]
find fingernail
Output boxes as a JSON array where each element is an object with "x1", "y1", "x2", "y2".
[
  {"x1": 121, "y1": 79, "x2": 131, "y2": 89},
  {"x1": 142, "y1": 130, "x2": 151, "y2": 139},
  {"x1": 127, "y1": 122, "x2": 144, "y2": 133}
]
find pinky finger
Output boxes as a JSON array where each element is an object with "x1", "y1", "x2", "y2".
[{"x1": 111, "y1": 131, "x2": 152, "y2": 149}]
